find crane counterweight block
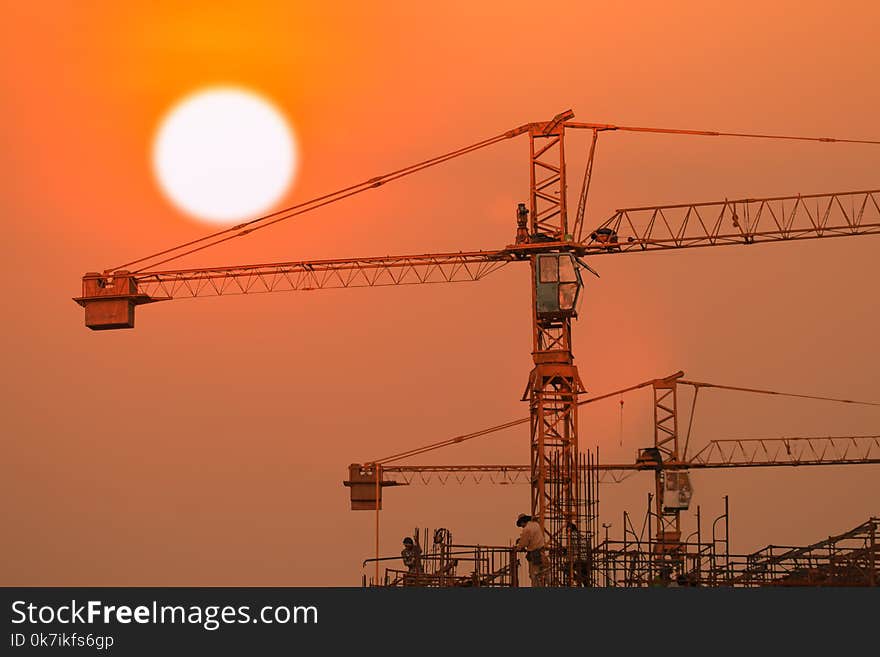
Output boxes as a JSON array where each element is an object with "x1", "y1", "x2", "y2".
[
  {"x1": 343, "y1": 463, "x2": 405, "y2": 511},
  {"x1": 73, "y1": 271, "x2": 162, "y2": 330}
]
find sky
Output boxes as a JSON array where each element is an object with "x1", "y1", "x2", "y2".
[{"x1": 1, "y1": 1, "x2": 878, "y2": 586}]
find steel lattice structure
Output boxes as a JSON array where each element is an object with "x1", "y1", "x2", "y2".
[
  {"x1": 588, "y1": 190, "x2": 880, "y2": 253},
  {"x1": 132, "y1": 252, "x2": 513, "y2": 299},
  {"x1": 370, "y1": 434, "x2": 880, "y2": 486},
  {"x1": 728, "y1": 517, "x2": 879, "y2": 587}
]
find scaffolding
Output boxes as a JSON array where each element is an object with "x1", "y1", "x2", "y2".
[
  {"x1": 592, "y1": 510, "x2": 879, "y2": 588},
  {"x1": 363, "y1": 528, "x2": 519, "y2": 588},
  {"x1": 593, "y1": 498, "x2": 731, "y2": 587},
  {"x1": 361, "y1": 488, "x2": 878, "y2": 588},
  {"x1": 544, "y1": 449, "x2": 600, "y2": 586},
  {"x1": 729, "y1": 517, "x2": 879, "y2": 587}
]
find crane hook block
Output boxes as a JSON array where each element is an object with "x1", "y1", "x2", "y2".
[{"x1": 73, "y1": 271, "x2": 157, "y2": 330}]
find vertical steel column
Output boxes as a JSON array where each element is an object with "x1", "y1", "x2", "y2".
[
  {"x1": 652, "y1": 373, "x2": 683, "y2": 556},
  {"x1": 525, "y1": 112, "x2": 583, "y2": 586},
  {"x1": 870, "y1": 520, "x2": 877, "y2": 586}
]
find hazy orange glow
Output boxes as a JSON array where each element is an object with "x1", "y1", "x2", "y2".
[{"x1": 2, "y1": 1, "x2": 879, "y2": 585}]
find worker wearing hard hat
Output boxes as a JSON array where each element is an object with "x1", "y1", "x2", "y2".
[{"x1": 515, "y1": 513, "x2": 546, "y2": 587}]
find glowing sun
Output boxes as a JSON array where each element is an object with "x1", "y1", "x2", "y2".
[{"x1": 152, "y1": 87, "x2": 297, "y2": 225}]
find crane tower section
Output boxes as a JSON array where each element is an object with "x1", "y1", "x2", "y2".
[{"x1": 523, "y1": 112, "x2": 585, "y2": 586}]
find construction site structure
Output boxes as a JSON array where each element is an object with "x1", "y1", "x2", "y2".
[
  {"x1": 729, "y1": 516, "x2": 878, "y2": 587},
  {"x1": 348, "y1": 371, "x2": 880, "y2": 586},
  {"x1": 362, "y1": 527, "x2": 520, "y2": 588},
  {"x1": 359, "y1": 508, "x2": 879, "y2": 588},
  {"x1": 74, "y1": 110, "x2": 880, "y2": 586},
  {"x1": 593, "y1": 510, "x2": 878, "y2": 588},
  {"x1": 358, "y1": 491, "x2": 878, "y2": 588}
]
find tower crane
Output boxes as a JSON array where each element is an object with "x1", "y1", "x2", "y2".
[
  {"x1": 346, "y1": 370, "x2": 880, "y2": 561},
  {"x1": 74, "y1": 109, "x2": 880, "y2": 586}
]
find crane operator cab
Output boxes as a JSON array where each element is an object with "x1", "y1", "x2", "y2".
[
  {"x1": 662, "y1": 471, "x2": 694, "y2": 512},
  {"x1": 534, "y1": 253, "x2": 584, "y2": 319}
]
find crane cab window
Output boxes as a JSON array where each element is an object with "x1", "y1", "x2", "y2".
[
  {"x1": 539, "y1": 256, "x2": 559, "y2": 283},
  {"x1": 559, "y1": 282, "x2": 578, "y2": 311},
  {"x1": 539, "y1": 254, "x2": 578, "y2": 284},
  {"x1": 558, "y1": 256, "x2": 577, "y2": 282}
]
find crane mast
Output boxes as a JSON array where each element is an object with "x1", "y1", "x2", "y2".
[
  {"x1": 650, "y1": 374, "x2": 683, "y2": 554},
  {"x1": 522, "y1": 111, "x2": 584, "y2": 585}
]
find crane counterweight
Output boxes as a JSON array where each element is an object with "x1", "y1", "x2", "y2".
[{"x1": 74, "y1": 271, "x2": 158, "y2": 330}]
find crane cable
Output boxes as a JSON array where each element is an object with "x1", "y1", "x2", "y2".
[
  {"x1": 567, "y1": 123, "x2": 880, "y2": 241},
  {"x1": 678, "y1": 379, "x2": 880, "y2": 406},
  {"x1": 110, "y1": 128, "x2": 523, "y2": 273},
  {"x1": 112, "y1": 118, "x2": 880, "y2": 274},
  {"x1": 373, "y1": 375, "x2": 683, "y2": 465},
  {"x1": 678, "y1": 379, "x2": 880, "y2": 459},
  {"x1": 371, "y1": 376, "x2": 880, "y2": 466},
  {"x1": 566, "y1": 122, "x2": 880, "y2": 145}
]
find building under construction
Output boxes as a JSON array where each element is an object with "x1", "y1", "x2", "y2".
[{"x1": 359, "y1": 516, "x2": 879, "y2": 588}]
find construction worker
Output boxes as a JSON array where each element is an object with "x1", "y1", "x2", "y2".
[
  {"x1": 567, "y1": 522, "x2": 592, "y2": 587},
  {"x1": 515, "y1": 513, "x2": 546, "y2": 587},
  {"x1": 401, "y1": 536, "x2": 423, "y2": 575}
]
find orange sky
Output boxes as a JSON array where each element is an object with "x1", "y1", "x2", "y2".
[{"x1": 2, "y1": 1, "x2": 879, "y2": 585}]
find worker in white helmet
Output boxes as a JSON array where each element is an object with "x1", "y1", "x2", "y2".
[{"x1": 515, "y1": 513, "x2": 546, "y2": 587}]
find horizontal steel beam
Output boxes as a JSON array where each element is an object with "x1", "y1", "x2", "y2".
[{"x1": 583, "y1": 189, "x2": 880, "y2": 255}]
